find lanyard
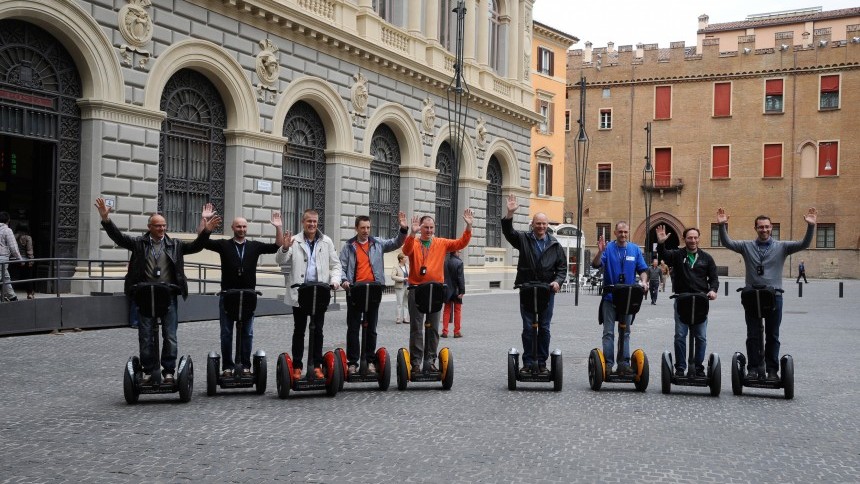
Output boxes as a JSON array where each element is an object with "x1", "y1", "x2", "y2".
[
  {"x1": 615, "y1": 243, "x2": 626, "y2": 274},
  {"x1": 420, "y1": 238, "x2": 431, "y2": 263},
  {"x1": 150, "y1": 238, "x2": 164, "y2": 262},
  {"x1": 534, "y1": 236, "x2": 546, "y2": 258},
  {"x1": 686, "y1": 251, "x2": 698, "y2": 268},
  {"x1": 234, "y1": 241, "x2": 246, "y2": 264},
  {"x1": 355, "y1": 240, "x2": 370, "y2": 258}
]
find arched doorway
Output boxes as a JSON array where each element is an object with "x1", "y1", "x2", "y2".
[
  {"x1": 434, "y1": 141, "x2": 454, "y2": 239},
  {"x1": 369, "y1": 123, "x2": 401, "y2": 238},
  {"x1": 282, "y1": 101, "x2": 326, "y2": 233},
  {"x1": 485, "y1": 156, "x2": 502, "y2": 247},
  {"x1": 0, "y1": 20, "x2": 82, "y2": 285}
]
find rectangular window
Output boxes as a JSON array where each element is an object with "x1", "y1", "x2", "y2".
[
  {"x1": 537, "y1": 47, "x2": 554, "y2": 76},
  {"x1": 597, "y1": 163, "x2": 612, "y2": 191},
  {"x1": 771, "y1": 223, "x2": 780, "y2": 241},
  {"x1": 538, "y1": 163, "x2": 553, "y2": 196},
  {"x1": 655, "y1": 86, "x2": 671, "y2": 120},
  {"x1": 564, "y1": 110, "x2": 571, "y2": 132},
  {"x1": 654, "y1": 147, "x2": 671, "y2": 188},
  {"x1": 765, "y1": 79, "x2": 784, "y2": 113},
  {"x1": 710, "y1": 224, "x2": 722, "y2": 247},
  {"x1": 596, "y1": 223, "x2": 611, "y2": 243},
  {"x1": 763, "y1": 143, "x2": 783, "y2": 178},
  {"x1": 818, "y1": 141, "x2": 839, "y2": 176},
  {"x1": 816, "y1": 223, "x2": 835, "y2": 248},
  {"x1": 599, "y1": 108, "x2": 612, "y2": 129},
  {"x1": 712, "y1": 145, "x2": 730, "y2": 179},
  {"x1": 536, "y1": 99, "x2": 554, "y2": 134},
  {"x1": 602, "y1": 88, "x2": 610, "y2": 99},
  {"x1": 373, "y1": 0, "x2": 406, "y2": 27},
  {"x1": 820, "y1": 74, "x2": 840, "y2": 109},
  {"x1": 713, "y1": 82, "x2": 732, "y2": 117}
]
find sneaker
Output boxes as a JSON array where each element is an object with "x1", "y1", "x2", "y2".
[
  {"x1": 411, "y1": 362, "x2": 421, "y2": 373},
  {"x1": 675, "y1": 368, "x2": 686, "y2": 377},
  {"x1": 538, "y1": 365, "x2": 550, "y2": 375},
  {"x1": 604, "y1": 365, "x2": 614, "y2": 376},
  {"x1": 618, "y1": 365, "x2": 635, "y2": 376},
  {"x1": 454, "y1": 332, "x2": 463, "y2": 338},
  {"x1": 162, "y1": 372, "x2": 175, "y2": 384},
  {"x1": 766, "y1": 370, "x2": 779, "y2": 381},
  {"x1": 241, "y1": 368, "x2": 252, "y2": 376},
  {"x1": 694, "y1": 368, "x2": 706, "y2": 378},
  {"x1": 746, "y1": 368, "x2": 759, "y2": 380},
  {"x1": 519, "y1": 366, "x2": 533, "y2": 377},
  {"x1": 347, "y1": 364, "x2": 358, "y2": 375},
  {"x1": 4, "y1": 295, "x2": 18, "y2": 302},
  {"x1": 141, "y1": 373, "x2": 153, "y2": 384},
  {"x1": 428, "y1": 363, "x2": 439, "y2": 373},
  {"x1": 292, "y1": 368, "x2": 302, "y2": 381},
  {"x1": 313, "y1": 367, "x2": 325, "y2": 380},
  {"x1": 440, "y1": 332, "x2": 448, "y2": 338},
  {"x1": 367, "y1": 362, "x2": 376, "y2": 374},
  {"x1": 222, "y1": 369, "x2": 234, "y2": 377},
  {"x1": 395, "y1": 319, "x2": 402, "y2": 324}
]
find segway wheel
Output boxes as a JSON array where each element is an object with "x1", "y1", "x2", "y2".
[
  {"x1": 781, "y1": 355, "x2": 794, "y2": 400},
  {"x1": 632, "y1": 349, "x2": 649, "y2": 392},
  {"x1": 661, "y1": 351, "x2": 672, "y2": 395},
  {"x1": 324, "y1": 351, "x2": 341, "y2": 397},
  {"x1": 376, "y1": 348, "x2": 391, "y2": 391},
  {"x1": 206, "y1": 356, "x2": 218, "y2": 396},
  {"x1": 731, "y1": 352, "x2": 744, "y2": 396},
  {"x1": 334, "y1": 348, "x2": 347, "y2": 391},
  {"x1": 587, "y1": 348, "x2": 604, "y2": 391},
  {"x1": 123, "y1": 357, "x2": 139, "y2": 404},
  {"x1": 440, "y1": 348, "x2": 453, "y2": 390},
  {"x1": 254, "y1": 355, "x2": 267, "y2": 395},
  {"x1": 396, "y1": 348, "x2": 409, "y2": 391},
  {"x1": 551, "y1": 352, "x2": 563, "y2": 392},
  {"x1": 276, "y1": 353, "x2": 291, "y2": 399},
  {"x1": 177, "y1": 356, "x2": 193, "y2": 403},
  {"x1": 507, "y1": 354, "x2": 517, "y2": 391},
  {"x1": 708, "y1": 353, "x2": 721, "y2": 397}
]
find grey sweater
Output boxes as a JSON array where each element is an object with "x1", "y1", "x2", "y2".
[{"x1": 719, "y1": 223, "x2": 814, "y2": 290}]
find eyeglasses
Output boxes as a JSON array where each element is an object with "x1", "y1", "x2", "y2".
[{"x1": 756, "y1": 225, "x2": 772, "y2": 230}]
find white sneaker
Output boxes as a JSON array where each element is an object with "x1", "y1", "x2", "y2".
[{"x1": 367, "y1": 362, "x2": 376, "y2": 374}]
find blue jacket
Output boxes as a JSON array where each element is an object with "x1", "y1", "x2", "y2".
[
  {"x1": 339, "y1": 230, "x2": 407, "y2": 285},
  {"x1": 596, "y1": 241, "x2": 648, "y2": 301}
]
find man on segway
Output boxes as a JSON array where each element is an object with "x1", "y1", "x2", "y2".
[
  {"x1": 339, "y1": 213, "x2": 408, "y2": 375},
  {"x1": 591, "y1": 221, "x2": 649, "y2": 376},
  {"x1": 656, "y1": 225, "x2": 719, "y2": 377},
  {"x1": 501, "y1": 195, "x2": 566, "y2": 377},
  {"x1": 717, "y1": 207, "x2": 817, "y2": 381},
  {"x1": 203, "y1": 212, "x2": 284, "y2": 378},
  {"x1": 276, "y1": 209, "x2": 342, "y2": 381},
  {"x1": 95, "y1": 197, "x2": 222, "y2": 384},
  {"x1": 401, "y1": 209, "x2": 473, "y2": 373}
]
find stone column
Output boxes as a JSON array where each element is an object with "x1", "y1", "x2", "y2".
[
  {"x1": 464, "y1": 0, "x2": 477, "y2": 62},
  {"x1": 408, "y1": 0, "x2": 422, "y2": 36},
  {"x1": 507, "y1": 0, "x2": 520, "y2": 82},
  {"x1": 476, "y1": 0, "x2": 489, "y2": 66},
  {"x1": 426, "y1": 0, "x2": 440, "y2": 45}
]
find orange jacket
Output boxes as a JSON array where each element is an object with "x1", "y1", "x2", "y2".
[{"x1": 401, "y1": 229, "x2": 471, "y2": 285}]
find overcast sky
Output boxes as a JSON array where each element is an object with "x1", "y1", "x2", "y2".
[{"x1": 532, "y1": 1, "x2": 859, "y2": 49}]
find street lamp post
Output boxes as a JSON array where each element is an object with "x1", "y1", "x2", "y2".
[
  {"x1": 573, "y1": 76, "x2": 590, "y2": 306},
  {"x1": 446, "y1": 1, "x2": 469, "y2": 237},
  {"x1": 643, "y1": 122, "x2": 654, "y2": 260}
]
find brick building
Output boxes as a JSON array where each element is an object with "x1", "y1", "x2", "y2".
[{"x1": 566, "y1": 7, "x2": 860, "y2": 279}]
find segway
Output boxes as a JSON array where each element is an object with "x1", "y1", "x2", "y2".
[
  {"x1": 660, "y1": 292, "x2": 721, "y2": 396},
  {"x1": 731, "y1": 286, "x2": 793, "y2": 399},
  {"x1": 396, "y1": 282, "x2": 453, "y2": 391},
  {"x1": 206, "y1": 289, "x2": 267, "y2": 396},
  {"x1": 123, "y1": 282, "x2": 193, "y2": 404},
  {"x1": 587, "y1": 284, "x2": 649, "y2": 392},
  {"x1": 335, "y1": 282, "x2": 391, "y2": 391},
  {"x1": 275, "y1": 282, "x2": 342, "y2": 399},
  {"x1": 507, "y1": 282, "x2": 562, "y2": 391}
]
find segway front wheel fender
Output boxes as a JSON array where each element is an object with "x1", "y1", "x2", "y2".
[
  {"x1": 781, "y1": 355, "x2": 794, "y2": 400},
  {"x1": 632, "y1": 349, "x2": 649, "y2": 392},
  {"x1": 588, "y1": 348, "x2": 604, "y2": 391},
  {"x1": 177, "y1": 356, "x2": 193, "y2": 403},
  {"x1": 507, "y1": 353, "x2": 517, "y2": 391},
  {"x1": 551, "y1": 351, "x2": 563, "y2": 392},
  {"x1": 206, "y1": 356, "x2": 218, "y2": 396},
  {"x1": 276, "y1": 353, "x2": 291, "y2": 399},
  {"x1": 377, "y1": 348, "x2": 391, "y2": 391},
  {"x1": 396, "y1": 348, "x2": 409, "y2": 391},
  {"x1": 708, "y1": 353, "x2": 721, "y2": 397},
  {"x1": 731, "y1": 352, "x2": 744, "y2": 396},
  {"x1": 123, "y1": 357, "x2": 140, "y2": 404},
  {"x1": 440, "y1": 347, "x2": 453, "y2": 390},
  {"x1": 254, "y1": 355, "x2": 267, "y2": 395},
  {"x1": 661, "y1": 351, "x2": 672, "y2": 395}
]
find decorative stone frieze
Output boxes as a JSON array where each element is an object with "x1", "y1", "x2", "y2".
[
  {"x1": 421, "y1": 97, "x2": 436, "y2": 145},
  {"x1": 350, "y1": 71, "x2": 368, "y2": 127},
  {"x1": 117, "y1": 0, "x2": 152, "y2": 69},
  {"x1": 255, "y1": 39, "x2": 280, "y2": 104}
]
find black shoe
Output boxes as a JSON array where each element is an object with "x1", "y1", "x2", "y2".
[
  {"x1": 694, "y1": 368, "x2": 706, "y2": 378},
  {"x1": 617, "y1": 364, "x2": 635, "y2": 375},
  {"x1": 675, "y1": 368, "x2": 686, "y2": 377},
  {"x1": 4, "y1": 295, "x2": 18, "y2": 302},
  {"x1": 162, "y1": 371, "x2": 175, "y2": 384},
  {"x1": 538, "y1": 365, "x2": 550, "y2": 375},
  {"x1": 519, "y1": 366, "x2": 533, "y2": 377},
  {"x1": 746, "y1": 368, "x2": 759, "y2": 380},
  {"x1": 766, "y1": 370, "x2": 779, "y2": 381}
]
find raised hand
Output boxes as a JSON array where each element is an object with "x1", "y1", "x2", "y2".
[
  {"x1": 506, "y1": 194, "x2": 518, "y2": 216},
  {"x1": 411, "y1": 214, "x2": 421, "y2": 234},
  {"x1": 398, "y1": 211, "x2": 407, "y2": 229},
  {"x1": 201, "y1": 203, "x2": 216, "y2": 219},
  {"x1": 270, "y1": 210, "x2": 283, "y2": 228},
  {"x1": 655, "y1": 224, "x2": 670, "y2": 244},
  {"x1": 462, "y1": 208, "x2": 474, "y2": 226},
  {"x1": 597, "y1": 234, "x2": 606, "y2": 252},
  {"x1": 94, "y1": 198, "x2": 111, "y2": 221},
  {"x1": 804, "y1": 207, "x2": 817, "y2": 225},
  {"x1": 716, "y1": 207, "x2": 728, "y2": 224},
  {"x1": 204, "y1": 214, "x2": 222, "y2": 232},
  {"x1": 282, "y1": 230, "x2": 293, "y2": 249}
]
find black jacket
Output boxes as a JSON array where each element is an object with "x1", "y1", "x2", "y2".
[
  {"x1": 102, "y1": 219, "x2": 212, "y2": 299},
  {"x1": 444, "y1": 253, "x2": 465, "y2": 301},
  {"x1": 657, "y1": 244, "x2": 719, "y2": 294},
  {"x1": 501, "y1": 217, "x2": 566, "y2": 286}
]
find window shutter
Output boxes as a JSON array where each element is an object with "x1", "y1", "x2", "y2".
[
  {"x1": 712, "y1": 146, "x2": 730, "y2": 178},
  {"x1": 546, "y1": 163, "x2": 553, "y2": 196},
  {"x1": 714, "y1": 82, "x2": 731, "y2": 116},
  {"x1": 763, "y1": 144, "x2": 782, "y2": 177},
  {"x1": 548, "y1": 50, "x2": 554, "y2": 76},
  {"x1": 818, "y1": 141, "x2": 838, "y2": 175},
  {"x1": 655, "y1": 148, "x2": 672, "y2": 187},
  {"x1": 821, "y1": 75, "x2": 839, "y2": 92},
  {"x1": 548, "y1": 102, "x2": 554, "y2": 133},
  {"x1": 765, "y1": 79, "x2": 783, "y2": 95},
  {"x1": 655, "y1": 86, "x2": 671, "y2": 119}
]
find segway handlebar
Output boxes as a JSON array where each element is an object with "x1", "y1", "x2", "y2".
[
  {"x1": 130, "y1": 282, "x2": 182, "y2": 294},
  {"x1": 670, "y1": 292, "x2": 710, "y2": 299},
  {"x1": 218, "y1": 289, "x2": 263, "y2": 297},
  {"x1": 736, "y1": 287, "x2": 784, "y2": 293}
]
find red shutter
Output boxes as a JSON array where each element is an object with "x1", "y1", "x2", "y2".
[
  {"x1": 821, "y1": 75, "x2": 840, "y2": 93},
  {"x1": 763, "y1": 144, "x2": 782, "y2": 178},
  {"x1": 546, "y1": 164, "x2": 553, "y2": 196},
  {"x1": 766, "y1": 79, "x2": 783, "y2": 95},
  {"x1": 714, "y1": 82, "x2": 731, "y2": 116},
  {"x1": 655, "y1": 86, "x2": 671, "y2": 119},
  {"x1": 818, "y1": 141, "x2": 838, "y2": 175},
  {"x1": 548, "y1": 102, "x2": 555, "y2": 133},
  {"x1": 654, "y1": 148, "x2": 671, "y2": 187},
  {"x1": 712, "y1": 146, "x2": 730, "y2": 178}
]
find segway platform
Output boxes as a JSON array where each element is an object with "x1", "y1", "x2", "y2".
[
  {"x1": 506, "y1": 282, "x2": 562, "y2": 391},
  {"x1": 395, "y1": 282, "x2": 453, "y2": 390},
  {"x1": 660, "y1": 293, "x2": 721, "y2": 396},
  {"x1": 207, "y1": 289, "x2": 267, "y2": 395},
  {"x1": 335, "y1": 282, "x2": 391, "y2": 390},
  {"x1": 587, "y1": 284, "x2": 649, "y2": 392}
]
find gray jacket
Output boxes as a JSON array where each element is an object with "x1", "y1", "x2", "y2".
[
  {"x1": 339, "y1": 231, "x2": 407, "y2": 285},
  {"x1": 719, "y1": 223, "x2": 814, "y2": 290},
  {"x1": 0, "y1": 223, "x2": 21, "y2": 259}
]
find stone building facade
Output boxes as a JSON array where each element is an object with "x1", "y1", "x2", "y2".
[
  {"x1": 0, "y1": 0, "x2": 542, "y2": 292},
  {"x1": 566, "y1": 7, "x2": 860, "y2": 279}
]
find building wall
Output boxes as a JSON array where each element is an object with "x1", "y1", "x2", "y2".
[{"x1": 566, "y1": 13, "x2": 860, "y2": 279}]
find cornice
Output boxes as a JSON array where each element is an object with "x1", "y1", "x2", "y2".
[
  {"x1": 224, "y1": 129, "x2": 285, "y2": 151},
  {"x1": 77, "y1": 100, "x2": 165, "y2": 129},
  {"x1": 324, "y1": 149, "x2": 374, "y2": 168}
]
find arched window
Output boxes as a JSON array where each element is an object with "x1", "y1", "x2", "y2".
[
  {"x1": 282, "y1": 101, "x2": 327, "y2": 233},
  {"x1": 369, "y1": 124, "x2": 401, "y2": 237},
  {"x1": 488, "y1": 0, "x2": 503, "y2": 73},
  {"x1": 486, "y1": 156, "x2": 503, "y2": 247},
  {"x1": 159, "y1": 69, "x2": 226, "y2": 233},
  {"x1": 435, "y1": 141, "x2": 455, "y2": 239}
]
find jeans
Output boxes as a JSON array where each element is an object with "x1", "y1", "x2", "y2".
[
  {"x1": 649, "y1": 281, "x2": 660, "y2": 303},
  {"x1": 744, "y1": 294, "x2": 783, "y2": 373},
  {"x1": 394, "y1": 286, "x2": 409, "y2": 322},
  {"x1": 292, "y1": 305, "x2": 325, "y2": 369},
  {"x1": 219, "y1": 296, "x2": 254, "y2": 370},
  {"x1": 520, "y1": 292, "x2": 554, "y2": 367},
  {"x1": 0, "y1": 255, "x2": 14, "y2": 300},
  {"x1": 601, "y1": 299, "x2": 633, "y2": 369},
  {"x1": 674, "y1": 299, "x2": 707, "y2": 372},
  {"x1": 442, "y1": 300, "x2": 462, "y2": 334},
  {"x1": 345, "y1": 293, "x2": 380, "y2": 365},
  {"x1": 407, "y1": 289, "x2": 441, "y2": 369},
  {"x1": 138, "y1": 296, "x2": 178, "y2": 375}
]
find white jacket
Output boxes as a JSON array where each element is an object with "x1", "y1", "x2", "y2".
[{"x1": 276, "y1": 231, "x2": 342, "y2": 306}]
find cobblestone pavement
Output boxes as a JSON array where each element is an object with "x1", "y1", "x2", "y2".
[{"x1": 1, "y1": 278, "x2": 858, "y2": 483}]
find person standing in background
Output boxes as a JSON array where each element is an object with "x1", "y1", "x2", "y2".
[
  {"x1": 442, "y1": 249, "x2": 465, "y2": 338},
  {"x1": 0, "y1": 211, "x2": 21, "y2": 302},
  {"x1": 14, "y1": 223, "x2": 35, "y2": 300},
  {"x1": 391, "y1": 253, "x2": 410, "y2": 324}
]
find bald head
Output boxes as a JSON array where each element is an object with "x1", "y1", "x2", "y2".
[
  {"x1": 532, "y1": 212, "x2": 549, "y2": 239},
  {"x1": 147, "y1": 214, "x2": 167, "y2": 240},
  {"x1": 231, "y1": 217, "x2": 248, "y2": 241}
]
